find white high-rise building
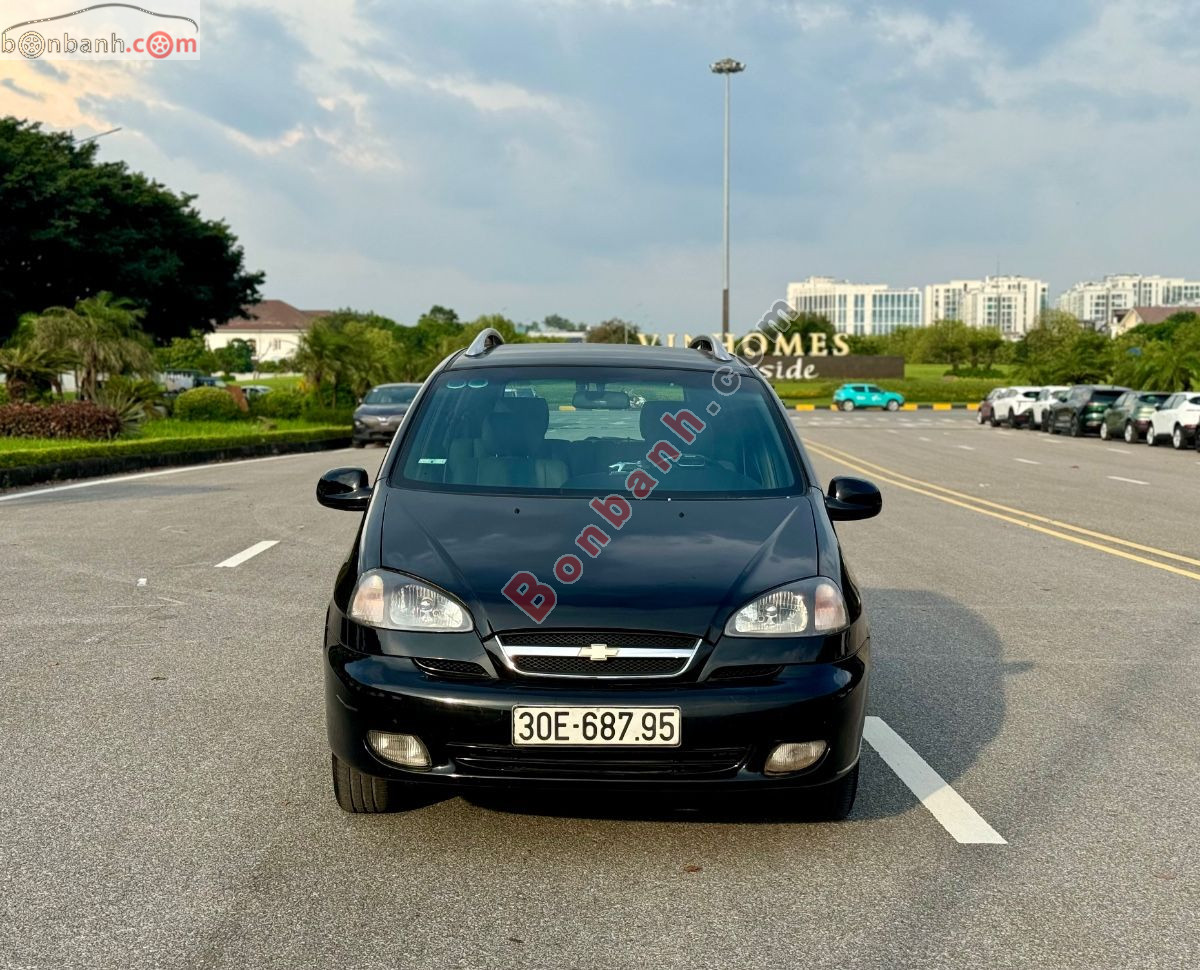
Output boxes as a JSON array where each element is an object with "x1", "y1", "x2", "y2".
[
  {"x1": 924, "y1": 276, "x2": 1048, "y2": 337},
  {"x1": 786, "y1": 277, "x2": 923, "y2": 336},
  {"x1": 1056, "y1": 275, "x2": 1200, "y2": 325}
]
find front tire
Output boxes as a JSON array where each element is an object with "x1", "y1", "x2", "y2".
[
  {"x1": 331, "y1": 753, "x2": 422, "y2": 814},
  {"x1": 1173, "y1": 425, "x2": 1185, "y2": 450},
  {"x1": 1147, "y1": 425, "x2": 1157, "y2": 446},
  {"x1": 802, "y1": 763, "x2": 859, "y2": 821},
  {"x1": 976, "y1": 410, "x2": 986, "y2": 425},
  {"x1": 1070, "y1": 416, "x2": 1084, "y2": 437},
  {"x1": 352, "y1": 439, "x2": 367, "y2": 449},
  {"x1": 886, "y1": 399, "x2": 899, "y2": 412},
  {"x1": 1099, "y1": 421, "x2": 1110, "y2": 441},
  {"x1": 1124, "y1": 422, "x2": 1137, "y2": 444},
  {"x1": 840, "y1": 400, "x2": 855, "y2": 412}
]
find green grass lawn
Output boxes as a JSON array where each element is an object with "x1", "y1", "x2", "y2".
[{"x1": 231, "y1": 374, "x2": 304, "y2": 390}]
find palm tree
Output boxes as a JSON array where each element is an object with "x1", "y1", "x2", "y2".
[
  {"x1": 30, "y1": 292, "x2": 155, "y2": 400},
  {"x1": 0, "y1": 342, "x2": 74, "y2": 401},
  {"x1": 1134, "y1": 341, "x2": 1200, "y2": 392}
]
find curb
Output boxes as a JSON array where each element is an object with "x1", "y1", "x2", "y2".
[
  {"x1": 0, "y1": 435, "x2": 352, "y2": 491},
  {"x1": 794, "y1": 403, "x2": 979, "y2": 412}
]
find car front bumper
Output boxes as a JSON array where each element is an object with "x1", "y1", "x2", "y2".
[
  {"x1": 352, "y1": 424, "x2": 399, "y2": 443},
  {"x1": 325, "y1": 643, "x2": 869, "y2": 792}
]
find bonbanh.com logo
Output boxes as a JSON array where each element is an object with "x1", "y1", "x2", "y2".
[{"x1": 1, "y1": 3, "x2": 199, "y2": 60}]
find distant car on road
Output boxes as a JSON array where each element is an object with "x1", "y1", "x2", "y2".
[
  {"x1": 989, "y1": 386, "x2": 1042, "y2": 428},
  {"x1": 1047, "y1": 385, "x2": 1129, "y2": 437},
  {"x1": 1029, "y1": 386, "x2": 1070, "y2": 431},
  {"x1": 833, "y1": 383, "x2": 904, "y2": 412},
  {"x1": 239, "y1": 384, "x2": 272, "y2": 399},
  {"x1": 193, "y1": 375, "x2": 227, "y2": 388},
  {"x1": 352, "y1": 382, "x2": 422, "y2": 447},
  {"x1": 976, "y1": 388, "x2": 1007, "y2": 425},
  {"x1": 1145, "y1": 392, "x2": 1200, "y2": 450},
  {"x1": 1099, "y1": 390, "x2": 1170, "y2": 443}
]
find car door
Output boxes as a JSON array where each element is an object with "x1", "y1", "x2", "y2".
[
  {"x1": 866, "y1": 385, "x2": 885, "y2": 408},
  {"x1": 1107, "y1": 393, "x2": 1130, "y2": 434},
  {"x1": 1152, "y1": 395, "x2": 1178, "y2": 438}
]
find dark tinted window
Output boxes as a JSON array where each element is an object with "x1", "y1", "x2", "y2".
[
  {"x1": 393, "y1": 366, "x2": 801, "y2": 497},
  {"x1": 1087, "y1": 390, "x2": 1123, "y2": 404},
  {"x1": 364, "y1": 385, "x2": 419, "y2": 405},
  {"x1": 1138, "y1": 393, "x2": 1169, "y2": 405}
]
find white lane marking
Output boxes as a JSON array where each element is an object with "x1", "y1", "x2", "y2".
[
  {"x1": 863, "y1": 717, "x2": 1007, "y2": 845},
  {"x1": 1105, "y1": 448, "x2": 1128, "y2": 455},
  {"x1": 887, "y1": 430, "x2": 899, "y2": 435},
  {"x1": 215, "y1": 540, "x2": 279, "y2": 568},
  {"x1": 956, "y1": 445, "x2": 975, "y2": 451},
  {"x1": 1107, "y1": 475, "x2": 1148, "y2": 486},
  {"x1": 136, "y1": 577, "x2": 147, "y2": 587},
  {"x1": 918, "y1": 436, "x2": 932, "y2": 442},
  {"x1": 1013, "y1": 458, "x2": 1040, "y2": 465},
  {"x1": 0, "y1": 451, "x2": 354, "y2": 504}
]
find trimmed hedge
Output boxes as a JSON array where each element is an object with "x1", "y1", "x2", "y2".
[
  {"x1": 175, "y1": 386, "x2": 243, "y2": 421},
  {"x1": 0, "y1": 401, "x2": 123, "y2": 440},
  {"x1": 0, "y1": 425, "x2": 348, "y2": 470},
  {"x1": 249, "y1": 388, "x2": 305, "y2": 419},
  {"x1": 773, "y1": 376, "x2": 1000, "y2": 403}
]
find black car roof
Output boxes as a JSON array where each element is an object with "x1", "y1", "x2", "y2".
[{"x1": 445, "y1": 342, "x2": 754, "y2": 373}]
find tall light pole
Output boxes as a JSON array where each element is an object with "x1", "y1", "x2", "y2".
[{"x1": 710, "y1": 57, "x2": 744, "y2": 336}]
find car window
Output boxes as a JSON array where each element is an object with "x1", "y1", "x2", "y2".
[
  {"x1": 1088, "y1": 389, "x2": 1122, "y2": 404},
  {"x1": 1189, "y1": 397, "x2": 1200, "y2": 406},
  {"x1": 364, "y1": 385, "x2": 419, "y2": 405},
  {"x1": 393, "y1": 366, "x2": 801, "y2": 497},
  {"x1": 865, "y1": 385, "x2": 883, "y2": 394},
  {"x1": 1021, "y1": 391, "x2": 1039, "y2": 399}
]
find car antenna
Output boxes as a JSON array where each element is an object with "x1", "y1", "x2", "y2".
[
  {"x1": 464, "y1": 328, "x2": 505, "y2": 357},
  {"x1": 688, "y1": 335, "x2": 735, "y2": 363}
]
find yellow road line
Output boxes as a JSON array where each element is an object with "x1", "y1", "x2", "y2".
[
  {"x1": 809, "y1": 440, "x2": 1200, "y2": 569},
  {"x1": 805, "y1": 442, "x2": 1200, "y2": 583}
]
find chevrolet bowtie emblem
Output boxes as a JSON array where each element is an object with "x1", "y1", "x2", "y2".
[{"x1": 581, "y1": 643, "x2": 619, "y2": 662}]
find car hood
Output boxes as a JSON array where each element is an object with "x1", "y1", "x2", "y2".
[
  {"x1": 378, "y1": 488, "x2": 820, "y2": 637},
  {"x1": 355, "y1": 404, "x2": 410, "y2": 418}
]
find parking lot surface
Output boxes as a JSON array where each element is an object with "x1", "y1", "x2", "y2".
[{"x1": 2, "y1": 417, "x2": 1197, "y2": 969}]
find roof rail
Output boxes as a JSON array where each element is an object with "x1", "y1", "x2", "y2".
[
  {"x1": 688, "y1": 335, "x2": 735, "y2": 363},
  {"x1": 464, "y1": 327, "x2": 505, "y2": 357}
]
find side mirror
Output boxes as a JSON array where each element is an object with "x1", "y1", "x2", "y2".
[
  {"x1": 825, "y1": 476, "x2": 882, "y2": 521},
  {"x1": 317, "y1": 467, "x2": 372, "y2": 511}
]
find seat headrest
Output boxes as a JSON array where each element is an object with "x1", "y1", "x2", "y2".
[
  {"x1": 497, "y1": 397, "x2": 549, "y2": 434},
  {"x1": 639, "y1": 401, "x2": 677, "y2": 440}
]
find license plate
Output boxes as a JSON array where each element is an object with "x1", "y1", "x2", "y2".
[{"x1": 512, "y1": 706, "x2": 681, "y2": 746}]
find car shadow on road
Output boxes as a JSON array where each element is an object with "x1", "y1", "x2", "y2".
[{"x1": 456, "y1": 587, "x2": 1007, "y2": 825}]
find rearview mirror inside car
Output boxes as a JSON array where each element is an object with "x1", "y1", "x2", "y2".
[
  {"x1": 316, "y1": 467, "x2": 373, "y2": 511},
  {"x1": 825, "y1": 476, "x2": 882, "y2": 521}
]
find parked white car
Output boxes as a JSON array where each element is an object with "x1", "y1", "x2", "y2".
[
  {"x1": 990, "y1": 386, "x2": 1043, "y2": 428},
  {"x1": 1029, "y1": 386, "x2": 1070, "y2": 431},
  {"x1": 1145, "y1": 392, "x2": 1200, "y2": 449}
]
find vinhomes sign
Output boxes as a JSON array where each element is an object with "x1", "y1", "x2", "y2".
[{"x1": 634, "y1": 332, "x2": 903, "y2": 380}]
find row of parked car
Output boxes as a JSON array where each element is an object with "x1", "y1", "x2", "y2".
[{"x1": 977, "y1": 385, "x2": 1200, "y2": 450}]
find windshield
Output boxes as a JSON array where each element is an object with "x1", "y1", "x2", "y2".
[
  {"x1": 1021, "y1": 391, "x2": 1039, "y2": 399},
  {"x1": 393, "y1": 366, "x2": 801, "y2": 497},
  {"x1": 1089, "y1": 390, "x2": 1123, "y2": 404},
  {"x1": 364, "y1": 385, "x2": 419, "y2": 405}
]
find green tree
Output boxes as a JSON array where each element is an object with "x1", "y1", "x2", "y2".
[
  {"x1": 212, "y1": 338, "x2": 255, "y2": 373},
  {"x1": 28, "y1": 292, "x2": 156, "y2": 399},
  {"x1": 155, "y1": 333, "x2": 216, "y2": 372},
  {"x1": 1017, "y1": 310, "x2": 1112, "y2": 384},
  {"x1": 538, "y1": 313, "x2": 583, "y2": 332},
  {"x1": 965, "y1": 328, "x2": 1006, "y2": 371},
  {"x1": 0, "y1": 117, "x2": 263, "y2": 344},
  {"x1": 922, "y1": 320, "x2": 972, "y2": 373},
  {"x1": 586, "y1": 319, "x2": 638, "y2": 344}
]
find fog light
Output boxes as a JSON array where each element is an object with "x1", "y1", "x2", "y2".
[
  {"x1": 367, "y1": 730, "x2": 431, "y2": 769},
  {"x1": 764, "y1": 741, "x2": 827, "y2": 776}
]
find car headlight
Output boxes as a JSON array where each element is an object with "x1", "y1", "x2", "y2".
[
  {"x1": 348, "y1": 569, "x2": 473, "y2": 632},
  {"x1": 725, "y1": 578, "x2": 849, "y2": 637}
]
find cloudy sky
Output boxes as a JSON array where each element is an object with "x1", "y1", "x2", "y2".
[{"x1": 2, "y1": 0, "x2": 1198, "y2": 331}]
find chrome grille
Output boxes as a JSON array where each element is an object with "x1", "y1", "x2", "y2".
[{"x1": 494, "y1": 631, "x2": 702, "y2": 680}]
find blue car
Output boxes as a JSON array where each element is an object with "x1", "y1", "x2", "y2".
[{"x1": 833, "y1": 383, "x2": 905, "y2": 412}]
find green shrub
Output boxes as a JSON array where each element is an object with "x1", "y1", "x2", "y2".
[
  {"x1": 0, "y1": 401, "x2": 123, "y2": 439},
  {"x1": 0, "y1": 426, "x2": 349, "y2": 470},
  {"x1": 0, "y1": 385, "x2": 9, "y2": 407},
  {"x1": 174, "y1": 386, "x2": 243, "y2": 421},
  {"x1": 300, "y1": 399, "x2": 354, "y2": 425},
  {"x1": 249, "y1": 388, "x2": 305, "y2": 419}
]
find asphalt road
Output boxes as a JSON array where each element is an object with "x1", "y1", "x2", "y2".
[{"x1": 1, "y1": 418, "x2": 1197, "y2": 970}]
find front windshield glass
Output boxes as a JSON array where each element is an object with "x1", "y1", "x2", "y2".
[
  {"x1": 364, "y1": 385, "x2": 418, "y2": 405},
  {"x1": 393, "y1": 366, "x2": 801, "y2": 497}
]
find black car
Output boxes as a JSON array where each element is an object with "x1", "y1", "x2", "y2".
[
  {"x1": 352, "y1": 382, "x2": 422, "y2": 447},
  {"x1": 317, "y1": 331, "x2": 881, "y2": 819},
  {"x1": 1099, "y1": 390, "x2": 1170, "y2": 443},
  {"x1": 1047, "y1": 385, "x2": 1129, "y2": 437}
]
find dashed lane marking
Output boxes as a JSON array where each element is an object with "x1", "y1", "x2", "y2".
[
  {"x1": 864, "y1": 717, "x2": 1007, "y2": 845},
  {"x1": 215, "y1": 540, "x2": 280, "y2": 568},
  {"x1": 1107, "y1": 476, "x2": 1149, "y2": 486}
]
